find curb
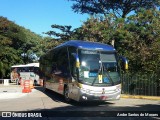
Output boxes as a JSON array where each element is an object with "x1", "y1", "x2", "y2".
[{"x1": 121, "y1": 94, "x2": 160, "y2": 100}]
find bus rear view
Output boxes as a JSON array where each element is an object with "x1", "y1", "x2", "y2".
[{"x1": 40, "y1": 40, "x2": 128, "y2": 102}]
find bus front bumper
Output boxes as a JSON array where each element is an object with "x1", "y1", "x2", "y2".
[{"x1": 78, "y1": 91, "x2": 121, "y2": 101}]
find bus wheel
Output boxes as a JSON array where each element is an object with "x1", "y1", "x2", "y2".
[
  {"x1": 43, "y1": 82, "x2": 47, "y2": 92},
  {"x1": 64, "y1": 86, "x2": 70, "y2": 102},
  {"x1": 34, "y1": 80, "x2": 37, "y2": 86}
]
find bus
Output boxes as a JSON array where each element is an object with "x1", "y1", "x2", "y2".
[
  {"x1": 11, "y1": 63, "x2": 40, "y2": 85},
  {"x1": 40, "y1": 40, "x2": 128, "y2": 102}
]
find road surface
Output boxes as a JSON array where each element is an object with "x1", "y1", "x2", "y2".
[{"x1": 0, "y1": 86, "x2": 159, "y2": 120}]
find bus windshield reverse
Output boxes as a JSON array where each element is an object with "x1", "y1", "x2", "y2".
[{"x1": 40, "y1": 40, "x2": 128, "y2": 102}]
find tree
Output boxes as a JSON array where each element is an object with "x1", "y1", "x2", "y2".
[
  {"x1": 74, "y1": 14, "x2": 117, "y2": 44},
  {"x1": 36, "y1": 36, "x2": 62, "y2": 56},
  {"x1": 69, "y1": 0, "x2": 160, "y2": 18},
  {"x1": 44, "y1": 24, "x2": 76, "y2": 52},
  {"x1": 0, "y1": 16, "x2": 43, "y2": 78},
  {"x1": 113, "y1": 9, "x2": 160, "y2": 74},
  {"x1": 0, "y1": 17, "x2": 23, "y2": 78},
  {"x1": 45, "y1": 24, "x2": 74, "y2": 41},
  {"x1": 20, "y1": 28, "x2": 43, "y2": 63},
  {"x1": 71, "y1": 9, "x2": 160, "y2": 74}
]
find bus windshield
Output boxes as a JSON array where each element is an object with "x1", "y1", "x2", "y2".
[{"x1": 78, "y1": 49, "x2": 120, "y2": 86}]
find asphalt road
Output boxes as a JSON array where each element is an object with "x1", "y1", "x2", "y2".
[{"x1": 0, "y1": 86, "x2": 159, "y2": 120}]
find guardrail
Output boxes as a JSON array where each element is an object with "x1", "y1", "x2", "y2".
[{"x1": 0, "y1": 79, "x2": 16, "y2": 85}]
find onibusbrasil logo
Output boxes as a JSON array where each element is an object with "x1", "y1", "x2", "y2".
[{"x1": 2, "y1": 112, "x2": 42, "y2": 117}]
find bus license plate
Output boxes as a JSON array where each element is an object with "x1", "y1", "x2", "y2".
[{"x1": 100, "y1": 96, "x2": 107, "y2": 100}]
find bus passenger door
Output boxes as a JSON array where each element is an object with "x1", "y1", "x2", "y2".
[
  {"x1": 65, "y1": 47, "x2": 80, "y2": 100},
  {"x1": 69, "y1": 76, "x2": 79, "y2": 100},
  {"x1": 68, "y1": 53, "x2": 79, "y2": 100}
]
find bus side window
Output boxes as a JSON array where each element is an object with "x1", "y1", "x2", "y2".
[
  {"x1": 56, "y1": 47, "x2": 70, "y2": 76},
  {"x1": 51, "y1": 63, "x2": 60, "y2": 74},
  {"x1": 68, "y1": 46, "x2": 77, "y2": 78},
  {"x1": 34, "y1": 67, "x2": 39, "y2": 75},
  {"x1": 70, "y1": 55, "x2": 76, "y2": 77}
]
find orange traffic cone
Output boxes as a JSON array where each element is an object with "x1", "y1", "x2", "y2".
[
  {"x1": 22, "y1": 80, "x2": 31, "y2": 93},
  {"x1": 30, "y1": 80, "x2": 34, "y2": 89},
  {"x1": 40, "y1": 79, "x2": 43, "y2": 86},
  {"x1": 58, "y1": 79, "x2": 63, "y2": 91}
]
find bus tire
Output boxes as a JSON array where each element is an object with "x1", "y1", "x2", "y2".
[
  {"x1": 64, "y1": 86, "x2": 70, "y2": 102},
  {"x1": 43, "y1": 80, "x2": 47, "y2": 92},
  {"x1": 34, "y1": 80, "x2": 37, "y2": 86}
]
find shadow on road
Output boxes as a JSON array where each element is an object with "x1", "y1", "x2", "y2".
[
  {"x1": 0, "y1": 86, "x2": 159, "y2": 120},
  {"x1": 32, "y1": 86, "x2": 160, "y2": 120},
  {"x1": 34, "y1": 86, "x2": 114, "y2": 107}
]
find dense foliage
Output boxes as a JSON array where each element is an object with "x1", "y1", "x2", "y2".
[
  {"x1": 69, "y1": 0, "x2": 160, "y2": 18},
  {"x1": 46, "y1": 9, "x2": 160, "y2": 75},
  {"x1": 77, "y1": 9, "x2": 160, "y2": 74},
  {"x1": 0, "y1": 1, "x2": 160, "y2": 78},
  {"x1": 45, "y1": 24, "x2": 74, "y2": 41},
  {"x1": 0, "y1": 17, "x2": 43, "y2": 78}
]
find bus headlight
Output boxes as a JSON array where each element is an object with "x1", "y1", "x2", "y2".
[
  {"x1": 81, "y1": 88, "x2": 91, "y2": 94},
  {"x1": 86, "y1": 89, "x2": 91, "y2": 94},
  {"x1": 82, "y1": 96, "x2": 88, "y2": 100}
]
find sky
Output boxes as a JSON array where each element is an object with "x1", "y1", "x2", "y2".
[{"x1": 0, "y1": 0, "x2": 88, "y2": 36}]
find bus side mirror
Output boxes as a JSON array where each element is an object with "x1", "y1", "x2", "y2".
[
  {"x1": 119, "y1": 56, "x2": 128, "y2": 71},
  {"x1": 71, "y1": 53, "x2": 80, "y2": 68}
]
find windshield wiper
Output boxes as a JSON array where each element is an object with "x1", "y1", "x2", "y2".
[
  {"x1": 99, "y1": 51, "x2": 114, "y2": 86},
  {"x1": 102, "y1": 64, "x2": 114, "y2": 86},
  {"x1": 91, "y1": 68, "x2": 101, "y2": 86},
  {"x1": 91, "y1": 52, "x2": 104, "y2": 86},
  {"x1": 91, "y1": 52, "x2": 115, "y2": 86},
  {"x1": 91, "y1": 63, "x2": 114, "y2": 86}
]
